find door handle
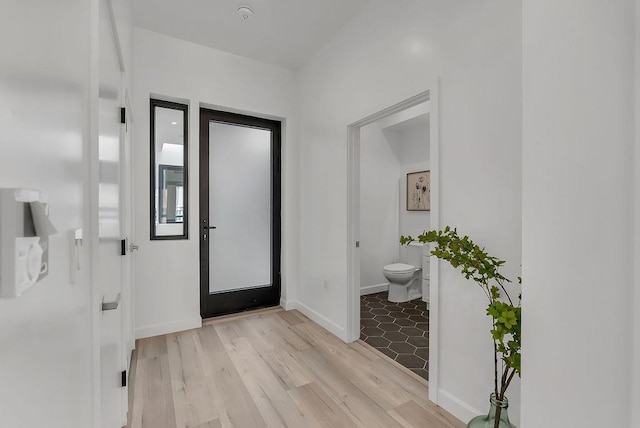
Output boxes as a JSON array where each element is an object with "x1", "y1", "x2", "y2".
[
  {"x1": 203, "y1": 226, "x2": 217, "y2": 230},
  {"x1": 102, "y1": 293, "x2": 121, "y2": 312}
]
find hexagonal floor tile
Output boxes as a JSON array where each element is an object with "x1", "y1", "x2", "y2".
[
  {"x1": 415, "y1": 347, "x2": 429, "y2": 360},
  {"x1": 382, "y1": 331, "x2": 408, "y2": 342},
  {"x1": 394, "y1": 318, "x2": 416, "y2": 327},
  {"x1": 408, "y1": 315, "x2": 429, "y2": 323},
  {"x1": 399, "y1": 327, "x2": 424, "y2": 337},
  {"x1": 407, "y1": 336, "x2": 429, "y2": 348},
  {"x1": 377, "y1": 347, "x2": 398, "y2": 360},
  {"x1": 402, "y1": 308, "x2": 424, "y2": 316},
  {"x1": 373, "y1": 315, "x2": 394, "y2": 323},
  {"x1": 378, "y1": 322, "x2": 401, "y2": 332},
  {"x1": 411, "y1": 369, "x2": 429, "y2": 380},
  {"x1": 361, "y1": 327, "x2": 384, "y2": 337},
  {"x1": 388, "y1": 311, "x2": 406, "y2": 319},
  {"x1": 361, "y1": 318, "x2": 380, "y2": 327},
  {"x1": 361, "y1": 291, "x2": 430, "y2": 382},
  {"x1": 396, "y1": 354, "x2": 426, "y2": 369},
  {"x1": 389, "y1": 341, "x2": 416, "y2": 354},
  {"x1": 366, "y1": 336, "x2": 391, "y2": 348},
  {"x1": 366, "y1": 301, "x2": 385, "y2": 309}
]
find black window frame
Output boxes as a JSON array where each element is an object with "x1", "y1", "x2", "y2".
[{"x1": 150, "y1": 98, "x2": 189, "y2": 241}]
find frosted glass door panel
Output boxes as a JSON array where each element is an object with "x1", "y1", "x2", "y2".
[{"x1": 209, "y1": 122, "x2": 271, "y2": 293}]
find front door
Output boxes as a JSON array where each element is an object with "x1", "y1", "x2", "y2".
[{"x1": 199, "y1": 109, "x2": 281, "y2": 318}]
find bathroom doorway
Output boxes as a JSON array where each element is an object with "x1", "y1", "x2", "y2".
[{"x1": 346, "y1": 88, "x2": 440, "y2": 399}]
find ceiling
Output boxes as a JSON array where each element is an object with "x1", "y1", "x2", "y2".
[{"x1": 133, "y1": 0, "x2": 371, "y2": 70}]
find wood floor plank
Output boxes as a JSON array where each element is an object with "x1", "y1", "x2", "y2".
[
  {"x1": 347, "y1": 340, "x2": 382, "y2": 362},
  {"x1": 277, "y1": 309, "x2": 306, "y2": 326},
  {"x1": 139, "y1": 354, "x2": 176, "y2": 428},
  {"x1": 191, "y1": 420, "x2": 222, "y2": 428},
  {"x1": 129, "y1": 349, "x2": 144, "y2": 428},
  {"x1": 223, "y1": 336, "x2": 308, "y2": 427},
  {"x1": 198, "y1": 324, "x2": 268, "y2": 428},
  {"x1": 137, "y1": 335, "x2": 168, "y2": 360},
  {"x1": 127, "y1": 348, "x2": 139, "y2": 428},
  {"x1": 295, "y1": 347, "x2": 405, "y2": 428},
  {"x1": 128, "y1": 310, "x2": 462, "y2": 428},
  {"x1": 219, "y1": 317, "x2": 312, "y2": 391},
  {"x1": 293, "y1": 321, "x2": 413, "y2": 411},
  {"x1": 390, "y1": 400, "x2": 466, "y2": 428},
  {"x1": 287, "y1": 382, "x2": 359, "y2": 428}
]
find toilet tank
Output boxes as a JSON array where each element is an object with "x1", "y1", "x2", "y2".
[{"x1": 402, "y1": 242, "x2": 424, "y2": 267}]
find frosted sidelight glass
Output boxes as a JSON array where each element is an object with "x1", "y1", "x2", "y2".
[{"x1": 209, "y1": 122, "x2": 271, "y2": 293}]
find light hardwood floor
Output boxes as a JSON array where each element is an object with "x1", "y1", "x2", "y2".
[{"x1": 128, "y1": 308, "x2": 464, "y2": 428}]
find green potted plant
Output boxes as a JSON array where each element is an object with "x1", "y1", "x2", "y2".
[{"x1": 401, "y1": 227, "x2": 521, "y2": 428}]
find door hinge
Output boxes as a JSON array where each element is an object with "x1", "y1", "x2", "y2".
[
  {"x1": 355, "y1": 241, "x2": 360, "y2": 248},
  {"x1": 121, "y1": 370, "x2": 127, "y2": 387},
  {"x1": 120, "y1": 107, "x2": 126, "y2": 124}
]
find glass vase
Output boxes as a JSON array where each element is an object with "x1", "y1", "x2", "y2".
[{"x1": 467, "y1": 393, "x2": 517, "y2": 428}]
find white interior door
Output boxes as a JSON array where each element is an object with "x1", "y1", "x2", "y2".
[{"x1": 98, "y1": 0, "x2": 126, "y2": 425}]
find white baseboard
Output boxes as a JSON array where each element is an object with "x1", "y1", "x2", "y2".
[
  {"x1": 360, "y1": 282, "x2": 389, "y2": 296},
  {"x1": 280, "y1": 298, "x2": 296, "y2": 310},
  {"x1": 437, "y1": 389, "x2": 482, "y2": 424},
  {"x1": 135, "y1": 316, "x2": 202, "y2": 339},
  {"x1": 286, "y1": 300, "x2": 346, "y2": 340}
]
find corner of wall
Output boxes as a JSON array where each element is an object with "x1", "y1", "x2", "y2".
[
  {"x1": 135, "y1": 316, "x2": 202, "y2": 340},
  {"x1": 437, "y1": 389, "x2": 483, "y2": 424},
  {"x1": 284, "y1": 300, "x2": 347, "y2": 341}
]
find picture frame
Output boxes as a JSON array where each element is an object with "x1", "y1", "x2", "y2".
[{"x1": 406, "y1": 170, "x2": 430, "y2": 211}]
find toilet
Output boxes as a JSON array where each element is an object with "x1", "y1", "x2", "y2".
[{"x1": 383, "y1": 242, "x2": 423, "y2": 303}]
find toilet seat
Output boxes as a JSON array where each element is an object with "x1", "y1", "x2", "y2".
[{"x1": 383, "y1": 263, "x2": 417, "y2": 273}]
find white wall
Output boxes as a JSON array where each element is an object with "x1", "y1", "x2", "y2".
[
  {"x1": 297, "y1": 0, "x2": 522, "y2": 423},
  {"x1": 359, "y1": 123, "x2": 401, "y2": 290},
  {"x1": 396, "y1": 122, "x2": 430, "y2": 239},
  {"x1": 132, "y1": 28, "x2": 298, "y2": 338},
  {"x1": 521, "y1": 1, "x2": 636, "y2": 427}
]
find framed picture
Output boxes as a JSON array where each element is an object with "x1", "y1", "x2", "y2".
[{"x1": 407, "y1": 170, "x2": 430, "y2": 211}]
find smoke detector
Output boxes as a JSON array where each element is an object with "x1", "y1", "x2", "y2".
[{"x1": 238, "y1": 6, "x2": 253, "y2": 20}]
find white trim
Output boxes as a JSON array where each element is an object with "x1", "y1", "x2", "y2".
[
  {"x1": 360, "y1": 283, "x2": 390, "y2": 296},
  {"x1": 437, "y1": 389, "x2": 482, "y2": 424},
  {"x1": 279, "y1": 298, "x2": 296, "y2": 311},
  {"x1": 427, "y1": 78, "x2": 441, "y2": 404},
  {"x1": 105, "y1": 0, "x2": 125, "y2": 72},
  {"x1": 88, "y1": 1, "x2": 101, "y2": 426},
  {"x1": 288, "y1": 301, "x2": 346, "y2": 340},
  {"x1": 135, "y1": 317, "x2": 202, "y2": 339},
  {"x1": 346, "y1": 122, "x2": 361, "y2": 343},
  {"x1": 346, "y1": 82, "x2": 441, "y2": 404}
]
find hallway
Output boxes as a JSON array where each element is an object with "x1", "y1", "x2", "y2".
[{"x1": 128, "y1": 308, "x2": 462, "y2": 428}]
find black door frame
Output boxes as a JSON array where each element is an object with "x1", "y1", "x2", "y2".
[{"x1": 199, "y1": 108, "x2": 281, "y2": 319}]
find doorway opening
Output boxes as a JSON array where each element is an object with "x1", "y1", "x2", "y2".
[
  {"x1": 199, "y1": 108, "x2": 281, "y2": 319},
  {"x1": 347, "y1": 88, "x2": 440, "y2": 401}
]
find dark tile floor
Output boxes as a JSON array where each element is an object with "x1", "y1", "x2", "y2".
[{"x1": 360, "y1": 292, "x2": 429, "y2": 380}]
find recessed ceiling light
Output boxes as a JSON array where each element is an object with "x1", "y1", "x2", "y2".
[
  {"x1": 238, "y1": 6, "x2": 253, "y2": 20},
  {"x1": 171, "y1": 121, "x2": 177, "y2": 125}
]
